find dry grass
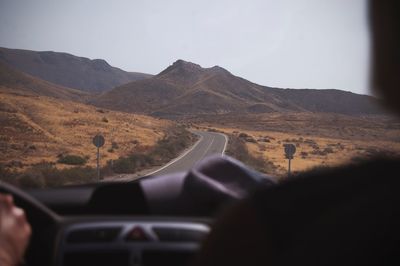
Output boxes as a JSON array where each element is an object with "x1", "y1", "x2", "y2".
[
  {"x1": 197, "y1": 112, "x2": 400, "y2": 179},
  {"x1": 0, "y1": 91, "x2": 171, "y2": 170}
]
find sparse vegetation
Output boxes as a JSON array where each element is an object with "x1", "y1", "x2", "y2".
[
  {"x1": 5, "y1": 160, "x2": 24, "y2": 168},
  {"x1": 57, "y1": 154, "x2": 87, "y2": 165},
  {"x1": 0, "y1": 91, "x2": 170, "y2": 163},
  {"x1": 111, "y1": 141, "x2": 119, "y2": 149},
  {"x1": 238, "y1": 132, "x2": 257, "y2": 143},
  {"x1": 0, "y1": 162, "x2": 97, "y2": 188},
  {"x1": 111, "y1": 154, "x2": 154, "y2": 174},
  {"x1": 300, "y1": 151, "x2": 308, "y2": 158},
  {"x1": 206, "y1": 124, "x2": 400, "y2": 178},
  {"x1": 28, "y1": 145, "x2": 36, "y2": 150},
  {"x1": 226, "y1": 134, "x2": 281, "y2": 176},
  {"x1": 0, "y1": 126, "x2": 198, "y2": 187},
  {"x1": 107, "y1": 142, "x2": 119, "y2": 153},
  {"x1": 110, "y1": 126, "x2": 196, "y2": 174}
]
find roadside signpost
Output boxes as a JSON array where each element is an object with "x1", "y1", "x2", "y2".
[
  {"x1": 283, "y1": 144, "x2": 296, "y2": 177},
  {"x1": 92, "y1": 134, "x2": 105, "y2": 180}
]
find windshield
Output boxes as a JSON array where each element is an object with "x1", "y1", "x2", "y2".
[{"x1": 0, "y1": 0, "x2": 399, "y2": 188}]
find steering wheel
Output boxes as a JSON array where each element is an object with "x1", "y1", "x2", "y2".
[{"x1": 0, "y1": 181, "x2": 61, "y2": 266}]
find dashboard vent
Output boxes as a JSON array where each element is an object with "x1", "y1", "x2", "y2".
[
  {"x1": 67, "y1": 227, "x2": 121, "y2": 243},
  {"x1": 153, "y1": 227, "x2": 207, "y2": 242}
]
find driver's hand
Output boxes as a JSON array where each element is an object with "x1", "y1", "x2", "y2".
[{"x1": 0, "y1": 193, "x2": 31, "y2": 266}]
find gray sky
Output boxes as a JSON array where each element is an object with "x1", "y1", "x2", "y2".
[{"x1": 0, "y1": 0, "x2": 370, "y2": 95}]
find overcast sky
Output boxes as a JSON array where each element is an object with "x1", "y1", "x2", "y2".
[{"x1": 0, "y1": 0, "x2": 370, "y2": 95}]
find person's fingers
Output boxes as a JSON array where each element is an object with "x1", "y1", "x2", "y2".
[
  {"x1": 0, "y1": 194, "x2": 8, "y2": 204},
  {"x1": 24, "y1": 221, "x2": 32, "y2": 237},
  {"x1": 0, "y1": 194, "x2": 13, "y2": 210},
  {"x1": 4, "y1": 195, "x2": 13, "y2": 206},
  {"x1": 0, "y1": 194, "x2": 32, "y2": 266},
  {"x1": 12, "y1": 207, "x2": 27, "y2": 224},
  {"x1": 0, "y1": 197, "x2": 10, "y2": 215},
  {"x1": 13, "y1": 207, "x2": 31, "y2": 238}
]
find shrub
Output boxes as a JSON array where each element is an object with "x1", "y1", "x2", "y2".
[
  {"x1": 58, "y1": 154, "x2": 87, "y2": 165},
  {"x1": 112, "y1": 157, "x2": 136, "y2": 173},
  {"x1": 1, "y1": 160, "x2": 98, "y2": 188},
  {"x1": 55, "y1": 166, "x2": 97, "y2": 185},
  {"x1": 300, "y1": 151, "x2": 308, "y2": 158},
  {"x1": 18, "y1": 173, "x2": 45, "y2": 188},
  {"x1": 129, "y1": 154, "x2": 154, "y2": 167},
  {"x1": 112, "y1": 153, "x2": 155, "y2": 174},
  {"x1": 0, "y1": 164, "x2": 19, "y2": 185},
  {"x1": 6, "y1": 160, "x2": 24, "y2": 168},
  {"x1": 111, "y1": 141, "x2": 119, "y2": 149},
  {"x1": 238, "y1": 132, "x2": 250, "y2": 138},
  {"x1": 244, "y1": 136, "x2": 257, "y2": 143},
  {"x1": 28, "y1": 145, "x2": 36, "y2": 150},
  {"x1": 226, "y1": 135, "x2": 279, "y2": 175},
  {"x1": 311, "y1": 144, "x2": 320, "y2": 149},
  {"x1": 111, "y1": 126, "x2": 196, "y2": 174},
  {"x1": 149, "y1": 127, "x2": 195, "y2": 162},
  {"x1": 337, "y1": 143, "x2": 345, "y2": 150},
  {"x1": 323, "y1": 147, "x2": 334, "y2": 154},
  {"x1": 102, "y1": 117, "x2": 109, "y2": 123}
]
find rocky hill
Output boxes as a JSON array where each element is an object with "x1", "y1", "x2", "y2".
[
  {"x1": 93, "y1": 59, "x2": 383, "y2": 118},
  {"x1": 0, "y1": 61, "x2": 87, "y2": 101},
  {"x1": 0, "y1": 47, "x2": 152, "y2": 93}
]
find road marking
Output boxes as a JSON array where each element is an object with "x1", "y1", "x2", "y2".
[
  {"x1": 219, "y1": 133, "x2": 229, "y2": 155},
  {"x1": 200, "y1": 135, "x2": 215, "y2": 159},
  {"x1": 146, "y1": 134, "x2": 204, "y2": 176},
  {"x1": 139, "y1": 131, "x2": 229, "y2": 178}
]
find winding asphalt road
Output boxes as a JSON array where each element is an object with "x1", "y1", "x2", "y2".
[
  {"x1": 28, "y1": 131, "x2": 229, "y2": 204},
  {"x1": 147, "y1": 130, "x2": 228, "y2": 176}
]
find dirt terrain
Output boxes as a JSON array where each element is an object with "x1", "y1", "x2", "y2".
[
  {"x1": 197, "y1": 112, "x2": 400, "y2": 178},
  {"x1": 0, "y1": 91, "x2": 170, "y2": 170}
]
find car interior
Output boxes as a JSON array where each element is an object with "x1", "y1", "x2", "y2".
[
  {"x1": 1, "y1": 0, "x2": 400, "y2": 266},
  {"x1": 0, "y1": 155, "x2": 275, "y2": 266}
]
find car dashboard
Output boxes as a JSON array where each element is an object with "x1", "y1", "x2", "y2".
[
  {"x1": 57, "y1": 217, "x2": 210, "y2": 266},
  {"x1": 26, "y1": 182, "x2": 213, "y2": 266}
]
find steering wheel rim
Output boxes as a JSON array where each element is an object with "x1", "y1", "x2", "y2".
[{"x1": 0, "y1": 181, "x2": 61, "y2": 266}]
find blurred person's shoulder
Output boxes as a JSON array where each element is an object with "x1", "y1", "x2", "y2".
[{"x1": 248, "y1": 156, "x2": 400, "y2": 265}]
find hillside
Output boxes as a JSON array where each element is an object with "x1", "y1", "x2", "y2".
[
  {"x1": 93, "y1": 60, "x2": 383, "y2": 118},
  {"x1": 0, "y1": 47, "x2": 152, "y2": 93},
  {"x1": 204, "y1": 114, "x2": 400, "y2": 178},
  {"x1": 0, "y1": 61, "x2": 87, "y2": 101},
  {"x1": 0, "y1": 91, "x2": 171, "y2": 168}
]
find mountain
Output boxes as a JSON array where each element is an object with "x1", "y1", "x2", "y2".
[
  {"x1": 93, "y1": 59, "x2": 383, "y2": 118},
  {"x1": 0, "y1": 47, "x2": 152, "y2": 93},
  {"x1": 0, "y1": 61, "x2": 87, "y2": 101}
]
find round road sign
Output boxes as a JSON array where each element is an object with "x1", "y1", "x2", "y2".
[
  {"x1": 284, "y1": 143, "x2": 296, "y2": 159},
  {"x1": 93, "y1": 134, "x2": 105, "y2": 148}
]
